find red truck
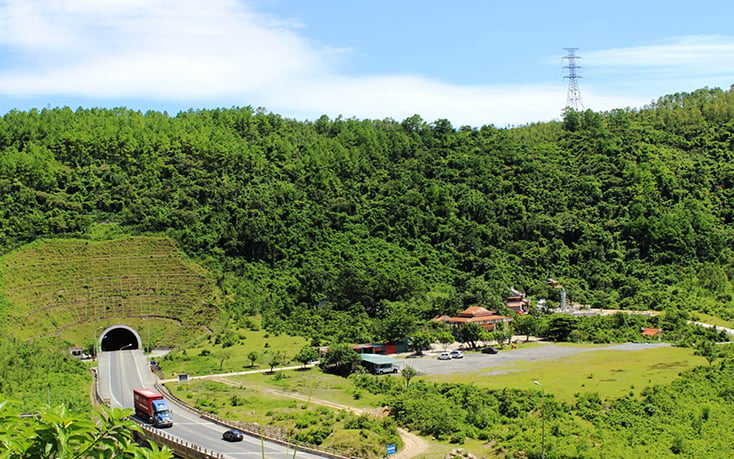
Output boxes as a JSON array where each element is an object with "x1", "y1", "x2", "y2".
[{"x1": 133, "y1": 388, "x2": 173, "y2": 427}]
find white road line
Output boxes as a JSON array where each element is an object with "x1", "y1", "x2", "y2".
[
  {"x1": 133, "y1": 351, "x2": 146, "y2": 387},
  {"x1": 107, "y1": 352, "x2": 122, "y2": 407}
]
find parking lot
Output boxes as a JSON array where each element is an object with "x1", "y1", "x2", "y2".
[{"x1": 394, "y1": 342, "x2": 671, "y2": 376}]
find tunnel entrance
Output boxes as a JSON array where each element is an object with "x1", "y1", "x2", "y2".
[{"x1": 99, "y1": 325, "x2": 142, "y2": 352}]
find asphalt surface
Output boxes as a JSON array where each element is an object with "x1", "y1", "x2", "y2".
[
  {"x1": 396, "y1": 342, "x2": 671, "y2": 376},
  {"x1": 97, "y1": 342, "x2": 673, "y2": 458},
  {"x1": 97, "y1": 349, "x2": 326, "y2": 459}
]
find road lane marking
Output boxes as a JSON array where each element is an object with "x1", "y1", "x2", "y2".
[
  {"x1": 132, "y1": 350, "x2": 146, "y2": 388},
  {"x1": 107, "y1": 352, "x2": 122, "y2": 407}
]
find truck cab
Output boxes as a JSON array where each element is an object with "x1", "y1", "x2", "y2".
[
  {"x1": 150, "y1": 399, "x2": 173, "y2": 427},
  {"x1": 133, "y1": 388, "x2": 173, "y2": 428}
]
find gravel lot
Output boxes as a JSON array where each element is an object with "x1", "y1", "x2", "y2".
[{"x1": 396, "y1": 342, "x2": 671, "y2": 376}]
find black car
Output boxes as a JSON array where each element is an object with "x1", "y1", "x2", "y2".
[
  {"x1": 481, "y1": 347, "x2": 499, "y2": 354},
  {"x1": 222, "y1": 429, "x2": 244, "y2": 442}
]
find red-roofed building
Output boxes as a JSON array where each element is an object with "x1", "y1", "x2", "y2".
[
  {"x1": 641, "y1": 328, "x2": 662, "y2": 337},
  {"x1": 506, "y1": 288, "x2": 530, "y2": 315},
  {"x1": 433, "y1": 306, "x2": 512, "y2": 331}
]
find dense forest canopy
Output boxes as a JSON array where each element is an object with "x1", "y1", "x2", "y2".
[{"x1": 1, "y1": 87, "x2": 733, "y2": 342}]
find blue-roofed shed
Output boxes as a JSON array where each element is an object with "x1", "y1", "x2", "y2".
[{"x1": 360, "y1": 354, "x2": 401, "y2": 374}]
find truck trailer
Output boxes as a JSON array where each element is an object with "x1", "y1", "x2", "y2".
[{"x1": 133, "y1": 388, "x2": 173, "y2": 427}]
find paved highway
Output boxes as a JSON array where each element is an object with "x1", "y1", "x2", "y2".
[{"x1": 98, "y1": 349, "x2": 327, "y2": 458}]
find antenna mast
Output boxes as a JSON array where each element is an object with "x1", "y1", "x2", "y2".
[{"x1": 563, "y1": 48, "x2": 584, "y2": 112}]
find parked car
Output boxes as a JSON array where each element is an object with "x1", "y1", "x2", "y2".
[
  {"x1": 449, "y1": 350, "x2": 464, "y2": 359},
  {"x1": 223, "y1": 429, "x2": 244, "y2": 442},
  {"x1": 373, "y1": 363, "x2": 399, "y2": 375},
  {"x1": 481, "y1": 347, "x2": 499, "y2": 354},
  {"x1": 438, "y1": 352, "x2": 451, "y2": 360}
]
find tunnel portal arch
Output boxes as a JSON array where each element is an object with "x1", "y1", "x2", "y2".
[{"x1": 99, "y1": 325, "x2": 143, "y2": 352}]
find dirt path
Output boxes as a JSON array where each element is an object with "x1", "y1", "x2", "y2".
[
  {"x1": 392, "y1": 428, "x2": 431, "y2": 459},
  {"x1": 210, "y1": 376, "x2": 431, "y2": 458}
]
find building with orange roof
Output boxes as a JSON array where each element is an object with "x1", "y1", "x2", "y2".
[
  {"x1": 641, "y1": 327, "x2": 662, "y2": 337},
  {"x1": 433, "y1": 305, "x2": 512, "y2": 331}
]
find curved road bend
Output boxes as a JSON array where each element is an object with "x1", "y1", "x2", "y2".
[{"x1": 97, "y1": 349, "x2": 326, "y2": 458}]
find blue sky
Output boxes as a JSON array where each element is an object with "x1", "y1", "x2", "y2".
[{"x1": 0, "y1": 0, "x2": 733, "y2": 127}]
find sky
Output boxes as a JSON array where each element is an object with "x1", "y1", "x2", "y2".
[{"x1": 0, "y1": 0, "x2": 733, "y2": 127}]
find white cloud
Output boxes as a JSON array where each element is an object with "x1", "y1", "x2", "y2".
[
  {"x1": 265, "y1": 74, "x2": 567, "y2": 127},
  {"x1": 0, "y1": 0, "x2": 328, "y2": 96},
  {"x1": 0, "y1": 1, "x2": 732, "y2": 127},
  {"x1": 582, "y1": 36, "x2": 734, "y2": 103},
  {"x1": 0, "y1": 0, "x2": 570, "y2": 126},
  {"x1": 587, "y1": 35, "x2": 734, "y2": 69}
]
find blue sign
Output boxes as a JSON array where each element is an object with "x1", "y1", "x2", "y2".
[{"x1": 387, "y1": 444, "x2": 397, "y2": 455}]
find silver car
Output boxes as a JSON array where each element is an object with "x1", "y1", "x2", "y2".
[{"x1": 449, "y1": 350, "x2": 464, "y2": 359}]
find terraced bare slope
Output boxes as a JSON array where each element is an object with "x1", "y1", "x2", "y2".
[{"x1": 0, "y1": 237, "x2": 219, "y2": 343}]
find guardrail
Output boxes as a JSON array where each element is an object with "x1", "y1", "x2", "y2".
[
  {"x1": 132, "y1": 423, "x2": 225, "y2": 459},
  {"x1": 91, "y1": 366, "x2": 224, "y2": 459},
  {"x1": 156, "y1": 382, "x2": 355, "y2": 459},
  {"x1": 93, "y1": 360, "x2": 355, "y2": 458}
]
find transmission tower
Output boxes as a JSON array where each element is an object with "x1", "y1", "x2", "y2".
[{"x1": 563, "y1": 48, "x2": 584, "y2": 112}]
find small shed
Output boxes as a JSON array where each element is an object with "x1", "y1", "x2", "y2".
[
  {"x1": 352, "y1": 343, "x2": 386, "y2": 354},
  {"x1": 360, "y1": 354, "x2": 401, "y2": 375},
  {"x1": 69, "y1": 346, "x2": 85, "y2": 359}
]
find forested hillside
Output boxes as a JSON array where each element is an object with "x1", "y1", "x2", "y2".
[{"x1": 1, "y1": 87, "x2": 733, "y2": 342}]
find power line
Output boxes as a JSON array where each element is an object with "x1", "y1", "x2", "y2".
[{"x1": 563, "y1": 48, "x2": 584, "y2": 112}]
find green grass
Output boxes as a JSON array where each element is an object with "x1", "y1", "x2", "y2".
[
  {"x1": 159, "y1": 321, "x2": 309, "y2": 376},
  {"x1": 168, "y1": 374, "x2": 397, "y2": 459},
  {"x1": 171, "y1": 378, "x2": 302, "y2": 420},
  {"x1": 691, "y1": 312, "x2": 734, "y2": 329},
  {"x1": 164, "y1": 342, "x2": 706, "y2": 458},
  {"x1": 227, "y1": 369, "x2": 385, "y2": 410},
  {"x1": 0, "y1": 236, "x2": 220, "y2": 346},
  {"x1": 423, "y1": 344, "x2": 704, "y2": 401},
  {"x1": 169, "y1": 368, "x2": 384, "y2": 418},
  {"x1": 0, "y1": 237, "x2": 719, "y2": 457}
]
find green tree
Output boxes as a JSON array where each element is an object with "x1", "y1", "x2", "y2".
[
  {"x1": 292, "y1": 345, "x2": 318, "y2": 368},
  {"x1": 455, "y1": 323, "x2": 483, "y2": 350},
  {"x1": 401, "y1": 365, "x2": 418, "y2": 387},
  {"x1": 410, "y1": 331, "x2": 433, "y2": 355},
  {"x1": 266, "y1": 350, "x2": 285, "y2": 373},
  {"x1": 247, "y1": 350, "x2": 258, "y2": 368},
  {"x1": 0, "y1": 399, "x2": 173, "y2": 458},
  {"x1": 513, "y1": 315, "x2": 540, "y2": 342},
  {"x1": 320, "y1": 343, "x2": 361, "y2": 376},
  {"x1": 695, "y1": 340, "x2": 720, "y2": 366},
  {"x1": 217, "y1": 349, "x2": 232, "y2": 371},
  {"x1": 545, "y1": 315, "x2": 578, "y2": 342},
  {"x1": 492, "y1": 330, "x2": 512, "y2": 348},
  {"x1": 375, "y1": 303, "x2": 418, "y2": 343},
  {"x1": 436, "y1": 330, "x2": 455, "y2": 351}
]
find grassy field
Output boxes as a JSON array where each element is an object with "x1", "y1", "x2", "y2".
[
  {"x1": 691, "y1": 311, "x2": 734, "y2": 329},
  {"x1": 0, "y1": 236, "x2": 220, "y2": 346},
  {"x1": 422, "y1": 343, "x2": 705, "y2": 402},
  {"x1": 167, "y1": 370, "x2": 399, "y2": 458},
  {"x1": 161, "y1": 327, "x2": 705, "y2": 406},
  {"x1": 162, "y1": 329, "x2": 706, "y2": 458},
  {"x1": 168, "y1": 368, "x2": 385, "y2": 418},
  {"x1": 158, "y1": 322, "x2": 310, "y2": 376},
  {"x1": 0, "y1": 236, "x2": 718, "y2": 457}
]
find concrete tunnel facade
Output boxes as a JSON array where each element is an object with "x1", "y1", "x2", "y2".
[{"x1": 99, "y1": 325, "x2": 143, "y2": 352}]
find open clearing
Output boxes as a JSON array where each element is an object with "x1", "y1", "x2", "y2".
[
  {"x1": 170, "y1": 341, "x2": 705, "y2": 458},
  {"x1": 405, "y1": 342, "x2": 704, "y2": 401}
]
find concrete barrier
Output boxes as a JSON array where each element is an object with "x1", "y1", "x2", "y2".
[
  {"x1": 156, "y1": 382, "x2": 355, "y2": 459},
  {"x1": 133, "y1": 424, "x2": 224, "y2": 459}
]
